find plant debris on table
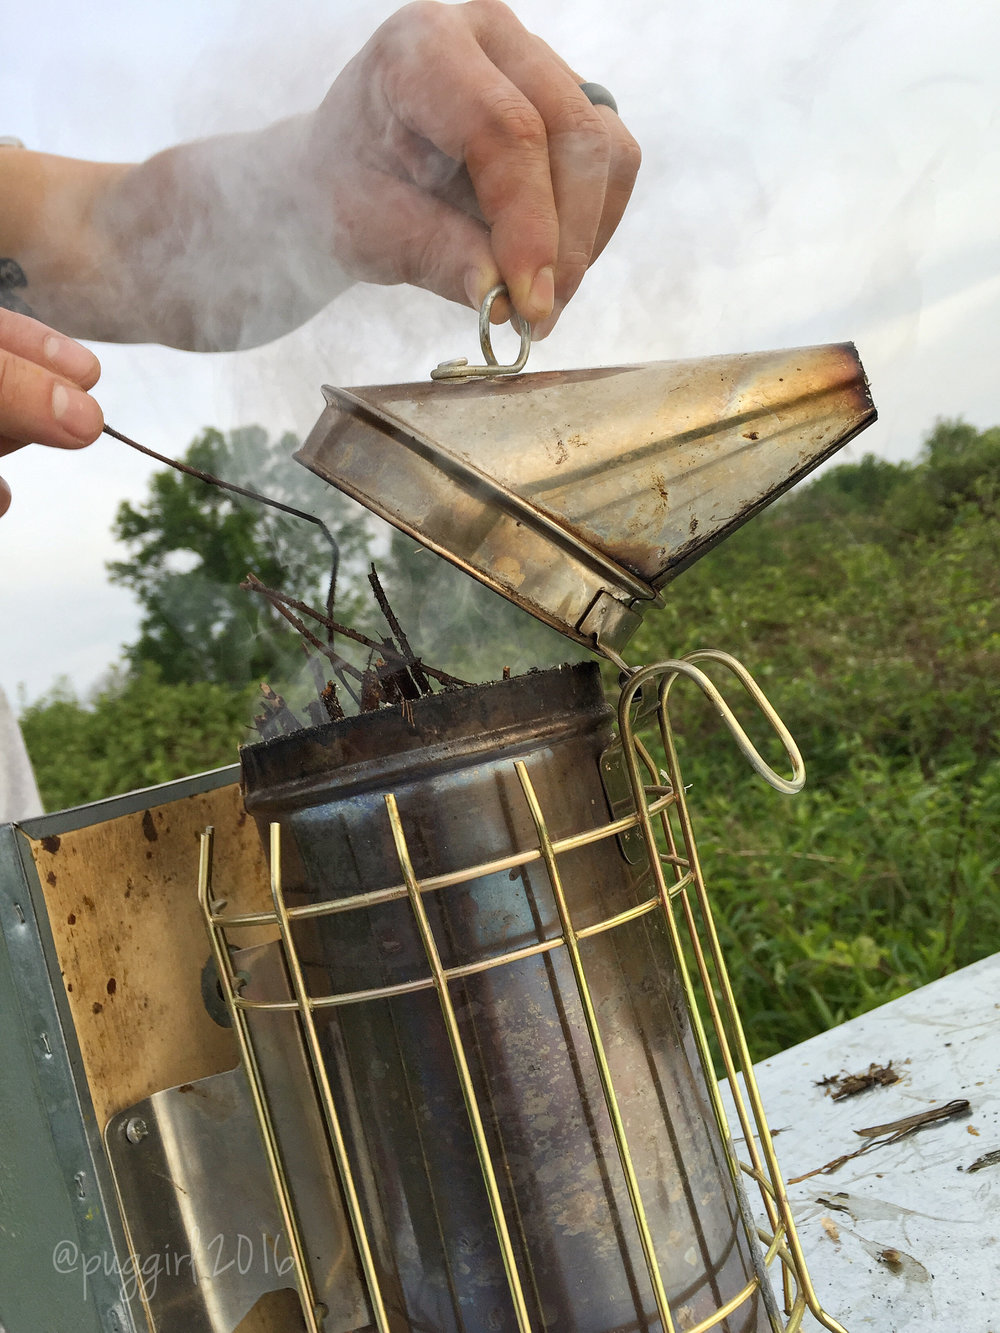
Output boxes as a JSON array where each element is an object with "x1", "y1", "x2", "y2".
[
  {"x1": 787, "y1": 1098, "x2": 971, "y2": 1184},
  {"x1": 815, "y1": 1062, "x2": 900, "y2": 1100}
]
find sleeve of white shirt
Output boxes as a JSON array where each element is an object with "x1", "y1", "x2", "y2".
[{"x1": 0, "y1": 686, "x2": 43, "y2": 821}]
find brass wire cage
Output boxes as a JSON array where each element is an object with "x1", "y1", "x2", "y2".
[{"x1": 198, "y1": 651, "x2": 848, "y2": 1333}]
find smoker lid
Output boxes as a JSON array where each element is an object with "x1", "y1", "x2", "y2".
[{"x1": 296, "y1": 344, "x2": 876, "y2": 663}]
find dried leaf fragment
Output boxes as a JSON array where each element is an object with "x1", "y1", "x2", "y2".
[
  {"x1": 966, "y1": 1148, "x2": 1000, "y2": 1173},
  {"x1": 816, "y1": 1062, "x2": 900, "y2": 1100}
]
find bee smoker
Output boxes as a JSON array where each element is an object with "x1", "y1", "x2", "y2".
[
  {"x1": 0, "y1": 325, "x2": 873, "y2": 1333},
  {"x1": 194, "y1": 337, "x2": 875, "y2": 1333}
]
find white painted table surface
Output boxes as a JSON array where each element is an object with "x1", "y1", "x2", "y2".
[{"x1": 728, "y1": 951, "x2": 1000, "y2": 1332}]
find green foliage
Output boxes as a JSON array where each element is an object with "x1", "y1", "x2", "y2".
[
  {"x1": 684, "y1": 751, "x2": 1000, "y2": 1058},
  {"x1": 19, "y1": 667, "x2": 256, "y2": 813},
  {"x1": 108, "y1": 426, "x2": 375, "y2": 689},
  {"x1": 629, "y1": 418, "x2": 1000, "y2": 1056}
]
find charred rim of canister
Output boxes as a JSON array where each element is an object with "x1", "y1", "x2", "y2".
[{"x1": 239, "y1": 660, "x2": 612, "y2": 815}]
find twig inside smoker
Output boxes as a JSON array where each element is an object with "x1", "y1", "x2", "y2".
[
  {"x1": 368, "y1": 563, "x2": 431, "y2": 694},
  {"x1": 242, "y1": 574, "x2": 363, "y2": 707},
  {"x1": 240, "y1": 575, "x2": 471, "y2": 690},
  {"x1": 253, "y1": 682, "x2": 305, "y2": 738},
  {"x1": 786, "y1": 1098, "x2": 971, "y2": 1184},
  {"x1": 258, "y1": 682, "x2": 303, "y2": 733},
  {"x1": 103, "y1": 424, "x2": 340, "y2": 637}
]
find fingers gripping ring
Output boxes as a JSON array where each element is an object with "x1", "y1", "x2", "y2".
[{"x1": 431, "y1": 284, "x2": 531, "y2": 382}]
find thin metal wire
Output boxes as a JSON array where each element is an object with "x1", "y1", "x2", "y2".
[
  {"x1": 430, "y1": 283, "x2": 532, "y2": 381},
  {"x1": 618, "y1": 654, "x2": 848, "y2": 1333},
  {"x1": 265, "y1": 824, "x2": 393, "y2": 1333},
  {"x1": 514, "y1": 760, "x2": 678, "y2": 1333},
  {"x1": 219, "y1": 891, "x2": 689, "y2": 1017},
  {"x1": 384, "y1": 792, "x2": 535, "y2": 1333},
  {"x1": 196, "y1": 828, "x2": 325, "y2": 1333},
  {"x1": 211, "y1": 796, "x2": 674, "y2": 929},
  {"x1": 103, "y1": 423, "x2": 341, "y2": 632}
]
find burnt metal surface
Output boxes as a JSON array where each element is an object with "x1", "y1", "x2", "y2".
[
  {"x1": 240, "y1": 664, "x2": 609, "y2": 814},
  {"x1": 296, "y1": 345, "x2": 876, "y2": 656},
  {"x1": 240, "y1": 663, "x2": 772, "y2": 1333}
]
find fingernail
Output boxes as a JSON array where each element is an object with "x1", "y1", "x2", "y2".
[
  {"x1": 52, "y1": 382, "x2": 104, "y2": 443},
  {"x1": 44, "y1": 334, "x2": 100, "y2": 384},
  {"x1": 464, "y1": 265, "x2": 498, "y2": 310},
  {"x1": 528, "y1": 266, "x2": 555, "y2": 322}
]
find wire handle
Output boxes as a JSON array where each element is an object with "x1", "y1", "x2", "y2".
[
  {"x1": 619, "y1": 650, "x2": 806, "y2": 795},
  {"x1": 431, "y1": 283, "x2": 532, "y2": 381}
]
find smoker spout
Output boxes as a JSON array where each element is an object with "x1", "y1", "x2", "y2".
[{"x1": 296, "y1": 344, "x2": 876, "y2": 657}]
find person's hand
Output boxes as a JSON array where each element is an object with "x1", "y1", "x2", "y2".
[
  {"x1": 300, "y1": 0, "x2": 640, "y2": 335},
  {"x1": 0, "y1": 308, "x2": 103, "y2": 516},
  {"x1": 0, "y1": 3, "x2": 641, "y2": 359}
]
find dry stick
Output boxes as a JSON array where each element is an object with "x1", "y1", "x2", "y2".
[
  {"x1": 243, "y1": 576, "x2": 387, "y2": 660},
  {"x1": 241, "y1": 576, "x2": 470, "y2": 690},
  {"x1": 242, "y1": 574, "x2": 363, "y2": 706},
  {"x1": 103, "y1": 424, "x2": 340, "y2": 635},
  {"x1": 786, "y1": 1098, "x2": 970, "y2": 1184},
  {"x1": 368, "y1": 563, "x2": 432, "y2": 694},
  {"x1": 257, "y1": 682, "x2": 303, "y2": 734}
]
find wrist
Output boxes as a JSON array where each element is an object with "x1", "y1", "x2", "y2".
[{"x1": 101, "y1": 117, "x2": 355, "y2": 351}]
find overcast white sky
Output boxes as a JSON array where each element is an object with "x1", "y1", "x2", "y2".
[{"x1": 1, "y1": 0, "x2": 998, "y2": 704}]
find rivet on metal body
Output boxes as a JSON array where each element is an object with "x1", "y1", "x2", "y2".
[{"x1": 126, "y1": 1117, "x2": 149, "y2": 1144}]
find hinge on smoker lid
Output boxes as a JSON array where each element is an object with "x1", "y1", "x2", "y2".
[
  {"x1": 599, "y1": 740, "x2": 647, "y2": 865},
  {"x1": 576, "y1": 590, "x2": 645, "y2": 663}
]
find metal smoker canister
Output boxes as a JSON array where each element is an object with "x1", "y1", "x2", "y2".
[{"x1": 240, "y1": 662, "x2": 773, "y2": 1333}]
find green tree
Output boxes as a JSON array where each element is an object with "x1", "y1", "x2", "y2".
[
  {"x1": 109, "y1": 426, "x2": 375, "y2": 688},
  {"x1": 19, "y1": 667, "x2": 257, "y2": 812}
]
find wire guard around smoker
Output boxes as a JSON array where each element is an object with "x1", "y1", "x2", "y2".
[{"x1": 198, "y1": 651, "x2": 847, "y2": 1333}]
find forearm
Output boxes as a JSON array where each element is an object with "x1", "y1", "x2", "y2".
[{"x1": 1, "y1": 124, "x2": 353, "y2": 352}]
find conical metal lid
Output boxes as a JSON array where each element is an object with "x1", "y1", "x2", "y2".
[{"x1": 296, "y1": 344, "x2": 875, "y2": 658}]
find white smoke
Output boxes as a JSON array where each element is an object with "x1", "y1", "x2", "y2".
[{"x1": 1, "y1": 0, "x2": 998, "y2": 703}]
